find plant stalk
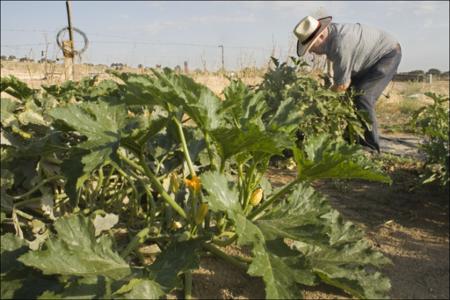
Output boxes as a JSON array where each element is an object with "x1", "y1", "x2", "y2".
[
  {"x1": 203, "y1": 243, "x2": 248, "y2": 271},
  {"x1": 184, "y1": 270, "x2": 192, "y2": 300},
  {"x1": 172, "y1": 117, "x2": 196, "y2": 177},
  {"x1": 138, "y1": 154, "x2": 188, "y2": 220},
  {"x1": 12, "y1": 175, "x2": 65, "y2": 200},
  {"x1": 118, "y1": 149, "x2": 187, "y2": 220}
]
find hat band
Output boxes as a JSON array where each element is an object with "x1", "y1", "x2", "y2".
[{"x1": 301, "y1": 23, "x2": 322, "y2": 45}]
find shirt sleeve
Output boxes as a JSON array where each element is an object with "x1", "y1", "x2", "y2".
[{"x1": 332, "y1": 46, "x2": 352, "y2": 86}]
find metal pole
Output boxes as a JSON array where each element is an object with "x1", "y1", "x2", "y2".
[
  {"x1": 218, "y1": 45, "x2": 224, "y2": 71},
  {"x1": 65, "y1": 0, "x2": 75, "y2": 80}
]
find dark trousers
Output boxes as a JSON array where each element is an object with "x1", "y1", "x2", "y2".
[{"x1": 350, "y1": 44, "x2": 402, "y2": 152}]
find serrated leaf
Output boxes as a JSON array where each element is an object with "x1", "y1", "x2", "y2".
[
  {"x1": 292, "y1": 241, "x2": 391, "y2": 299},
  {"x1": 268, "y1": 97, "x2": 302, "y2": 133},
  {"x1": 1, "y1": 75, "x2": 36, "y2": 100},
  {"x1": 200, "y1": 171, "x2": 241, "y2": 214},
  {"x1": 255, "y1": 184, "x2": 331, "y2": 246},
  {"x1": 18, "y1": 214, "x2": 131, "y2": 280},
  {"x1": 1, "y1": 233, "x2": 28, "y2": 275},
  {"x1": 152, "y1": 69, "x2": 223, "y2": 131},
  {"x1": 220, "y1": 79, "x2": 268, "y2": 129},
  {"x1": 210, "y1": 125, "x2": 292, "y2": 161},
  {"x1": 234, "y1": 214, "x2": 310, "y2": 298},
  {"x1": 17, "y1": 109, "x2": 47, "y2": 126},
  {"x1": 48, "y1": 101, "x2": 127, "y2": 150},
  {"x1": 49, "y1": 101, "x2": 128, "y2": 200},
  {"x1": 1, "y1": 98, "x2": 20, "y2": 127},
  {"x1": 148, "y1": 240, "x2": 201, "y2": 291},
  {"x1": 114, "y1": 278, "x2": 164, "y2": 299},
  {"x1": 293, "y1": 135, "x2": 391, "y2": 183},
  {"x1": 37, "y1": 276, "x2": 107, "y2": 299}
]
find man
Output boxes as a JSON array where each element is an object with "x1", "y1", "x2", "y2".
[{"x1": 293, "y1": 16, "x2": 402, "y2": 152}]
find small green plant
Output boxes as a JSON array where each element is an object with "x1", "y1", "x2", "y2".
[{"x1": 409, "y1": 92, "x2": 449, "y2": 186}]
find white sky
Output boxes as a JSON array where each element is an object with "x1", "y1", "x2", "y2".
[{"x1": 1, "y1": 1, "x2": 449, "y2": 72}]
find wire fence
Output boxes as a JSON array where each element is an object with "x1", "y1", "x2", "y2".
[{"x1": 1, "y1": 28, "x2": 301, "y2": 71}]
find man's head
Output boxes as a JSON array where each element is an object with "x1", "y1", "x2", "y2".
[{"x1": 293, "y1": 16, "x2": 332, "y2": 56}]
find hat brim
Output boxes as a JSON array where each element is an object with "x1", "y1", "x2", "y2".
[{"x1": 296, "y1": 16, "x2": 332, "y2": 57}]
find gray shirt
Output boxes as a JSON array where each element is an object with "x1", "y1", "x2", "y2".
[{"x1": 324, "y1": 22, "x2": 399, "y2": 85}]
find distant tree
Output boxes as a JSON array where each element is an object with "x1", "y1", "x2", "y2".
[
  {"x1": 408, "y1": 70, "x2": 425, "y2": 75},
  {"x1": 8, "y1": 55, "x2": 16, "y2": 61},
  {"x1": 110, "y1": 63, "x2": 125, "y2": 70},
  {"x1": 0, "y1": 55, "x2": 7, "y2": 60},
  {"x1": 427, "y1": 68, "x2": 441, "y2": 76},
  {"x1": 137, "y1": 64, "x2": 143, "y2": 69}
]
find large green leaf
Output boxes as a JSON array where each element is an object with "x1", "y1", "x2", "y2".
[
  {"x1": 1, "y1": 75, "x2": 36, "y2": 100},
  {"x1": 148, "y1": 240, "x2": 201, "y2": 291},
  {"x1": 293, "y1": 135, "x2": 391, "y2": 183},
  {"x1": 1, "y1": 233, "x2": 28, "y2": 275},
  {"x1": 202, "y1": 173, "x2": 391, "y2": 299},
  {"x1": 210, "y1": 125, "x2": 293, "y2": 162},
  {"x1": 200, "y1": 171, "x2": 241, "y2": 214},
  {"x1": 114, "y1": 278, "x2": 165, "y2": 299},
  {"x1": 152, "y1": 69, "x2": 223, "y2": 131},
  {"x1": 18, "y1": 214, "x2": 131, "y2": 280},
  {"x1": 220, "y1": 79, "x2": 268, "y2": 129},
  {"x1": 48, "y1": 101, "x2": 128, "y2": 199},
  {"x1": 259, "y1": 184, "x2": 391, "y2": 299},
  {"x1": 1, "y1": 98, "x2": 20, "y2": 127},
  {"x1": 267, "y1": 96, "x2": 302, "y2": 134},
  {"x1": 109, "y1": 71, "x2": 167, "y2": 106},
  {"x1": 37, "y1": 276, "x2": 105, "y2": 299},
  {"x1": 291, "y1": 241, "x2": 391, "y2": 299},
  {"x1": 1, "y1": 233, "x2": 62, "y2": 299},
  {"x1": 234, "y1": 213, "x2": 312, "y2": 299},
  {"x1": 201, "y1": 172, "x2": 308, "y2": 298},
  {"x1": 48, "y1": 101, "x2": 127, "y2": 150}
]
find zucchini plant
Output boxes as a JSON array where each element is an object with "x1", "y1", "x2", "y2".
[{"x1": 1, "y1": 69, "x2": 393, "y2": 299}]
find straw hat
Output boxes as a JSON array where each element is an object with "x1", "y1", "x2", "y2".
[{"x1": 293, "y1": 16, "x2": 332, "y2": 56}]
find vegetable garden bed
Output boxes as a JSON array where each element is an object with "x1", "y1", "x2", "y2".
[{"x1": 1, "y1": 57, "x2": 448, "y2": 299}]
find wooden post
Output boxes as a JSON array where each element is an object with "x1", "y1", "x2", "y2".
[
  {"x1": 65, "y1": 0, "x2": 75, "y2": 80},
  {"x1": 218, "y1": 45, "x2": 224, "y2": 71},
  {"x1": 63, "y1": 40, "x2": 74, "y2": 80},
  {"x1": 184, "y1": 61, "x2": 189, "y2": 74}
]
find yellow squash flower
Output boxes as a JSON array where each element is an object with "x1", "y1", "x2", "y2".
[{"x1": 184, "y1": 176, "x2": 201, "y2": 194}]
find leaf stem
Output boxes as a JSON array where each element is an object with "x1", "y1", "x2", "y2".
[
  {"x1": 204, "y1": 132, "x2": 217, "y2": 171},
  {"x1": 139, "y1": 154, "x2": 188, "y2": 220},
  {"x1": 172, "y1": 117, "x2": 196, "y2": 177},
  {"x1": 184, "y1": 270, "x2": 192, "y2": 300},
  {"x1": 202, "y1": 242, "x2": 248, "y2": 271},
  {"x1": 11, "y1": 175, "x2": 65, "y2": 200},
  {"x1": 120, "y1": 227, "x2": 150, "y2": 258},
  {"x1": 118, "y1": 150, "x2": 188, "y2": 220}
]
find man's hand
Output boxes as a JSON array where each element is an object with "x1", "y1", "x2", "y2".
[{"x1": 331, "y1": 82, "x2": 350, "y2": 93}]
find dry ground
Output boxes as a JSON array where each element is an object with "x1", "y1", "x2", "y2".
[{"x1": 1, "y1": 61, "x2": 449, "y2": 299}]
